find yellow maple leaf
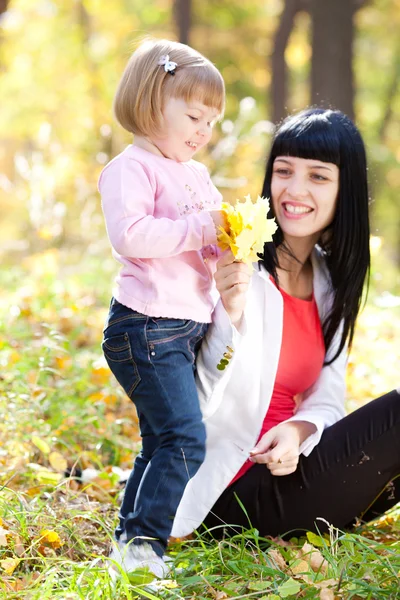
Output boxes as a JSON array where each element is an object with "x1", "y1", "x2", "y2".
[
  {"x1": 48, "y1": 452, "x2": 68, "y2": 473},
  {"x1": 235, "y1": 228, "x2": 256, "y2": 262},
  {"x1": 218, "y1": 195, "x2": 277, "y2": 265},
  {"x1": 161, "y1": 580, "x2": 179, "y2": 589},
  {"x1": 0, "y1": 557, "x2": 20, "y2": 575},
  {"x1": 217, "y1": 226, "x2": 239, "y2": 255},
  {"x1": 40, "y1": 529, "x2": 63, "y2": 548},
  {"x1": 36, "y1": 470, "x2": 62, "y2": 485},
  {"x1": 31, "y1": 435, "x2": 50, "y2": 455},
  {"x1": 90, "y1": 365, "x2": 111, "y2": 385},
  {"x1": 227, "y1": 212, "x2": 244, "y2": 238},
  {"x1": 0, "y1": 526, "x2": 8, "y2": 546}
]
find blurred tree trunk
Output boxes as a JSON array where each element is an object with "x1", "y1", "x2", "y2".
[
  {"x1": 0, "y1": 0, "x2": 9, "y2": 15},
  {"x1": 378, "y1": 46, "x2": 400, "y2": 142},
  {"x1": 0, "y1": 0, "x2": 10, "y2": 71},
  {"x1": 310, "y1": 0, "x2": 364, "y2": 120},
  {"x1": 271, "y1": 0, "x2": 308, "y2": 124},
  {"x1": 173, "y1": 0, "x2": 192, "y2": 45},
  {"x1": 75, "y1": 1, "x2": 100, "y2": 107}
]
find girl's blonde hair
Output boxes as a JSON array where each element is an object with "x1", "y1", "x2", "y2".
[{"x1": 114, "y1": 38, "x2": 225, "y2": 138}]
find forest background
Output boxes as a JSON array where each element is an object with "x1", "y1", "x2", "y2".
[{"x1": 0, "y1": 1, "x2": 399, "y2": 598}]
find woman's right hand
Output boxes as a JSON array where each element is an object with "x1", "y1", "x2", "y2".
[{"x1": 214, "y1": 251, "x2": 252, "y2": 327}]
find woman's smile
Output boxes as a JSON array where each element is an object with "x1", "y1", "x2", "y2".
[{"x1": 281, "y1": 201, "x2": 314, "y2": 218}]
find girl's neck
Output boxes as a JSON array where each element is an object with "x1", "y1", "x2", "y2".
[{"x1": 133, "y1": 136, "x2": 166, "y2": 158}]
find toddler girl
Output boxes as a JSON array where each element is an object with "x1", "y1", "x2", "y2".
[{"x1": 99, "y1": 38, "x2": 226, "y2": 577}]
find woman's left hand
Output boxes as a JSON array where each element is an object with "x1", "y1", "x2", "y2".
[{"x1": 249, "y1": 421, "x2": 316, "y2": 476}]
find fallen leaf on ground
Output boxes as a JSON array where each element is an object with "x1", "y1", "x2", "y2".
[
  {"x1": 299, "y1": 542, "x2": 328, "y2": 573},
  {"x1": 266, "y1": 548, "x2": 287, "y2": 571},
  {"x1": 40, "y1": 530, "x2": 63, "y2": 548},
  {"x1": 49, "y1": 452, "x2": 68, "y2": 472},
  {"x1": 0, "y1": 557, "x2": 20, "y2": 575},
  {"x1": 320, "y1": 589, "x2": 335, "y2": 600}
]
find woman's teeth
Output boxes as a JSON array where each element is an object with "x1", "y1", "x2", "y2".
[{"x1": 284, "y1": 204, "x2": 312, "y2": 214}]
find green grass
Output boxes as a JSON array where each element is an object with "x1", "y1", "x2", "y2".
[{"x1": 0, "y1": 246, "x2": 399, "y2": 599}]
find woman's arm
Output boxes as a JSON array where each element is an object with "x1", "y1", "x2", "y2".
[{"x1": 195, "y1": 252, "x2": 252, "y2": 415}]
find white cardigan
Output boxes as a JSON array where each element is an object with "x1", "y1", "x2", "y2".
[{"x1": 171, "y1": 247, "x2": 347, "y2": 538}]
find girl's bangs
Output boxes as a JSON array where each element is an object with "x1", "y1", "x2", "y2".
[{"x1": 167, "y1": 66, "x2": 225, "y2": 115}]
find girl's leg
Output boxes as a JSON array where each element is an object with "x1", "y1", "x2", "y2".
[
  {"x1": 204, "y1": 389, "x2": 400, "y2": 537},
  {"x1": 122, "y1": 318, "x2": 207, "y2": 556},
  {"x1": 103, "y1": 300, "x2": 207, "y2": 556},
  {"x1": 115, "y1": 411, "x2": 159, "y2": 540}
]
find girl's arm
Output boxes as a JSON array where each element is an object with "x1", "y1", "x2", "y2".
[{"x1": 99, "y1": 158, "x2": 219, "y2": 258}]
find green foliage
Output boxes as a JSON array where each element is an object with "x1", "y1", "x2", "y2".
[{"x1": 0, "y1": 249, "x2": 398, "y2": 597}]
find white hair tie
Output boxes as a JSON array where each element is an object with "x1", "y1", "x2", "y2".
[{"x1": 158, "y1": 54, "x2": 178, "y2": 75}]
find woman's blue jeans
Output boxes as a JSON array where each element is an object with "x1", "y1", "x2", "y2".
[{"x1": 102, "y1": 298, "x2": 208, "y2": 557}]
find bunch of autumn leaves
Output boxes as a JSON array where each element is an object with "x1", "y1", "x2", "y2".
[
  {"x1": 217, "y1": 195, "x2": 277, "y2": 264},
  {"x1": 214, "y1": 195, "x2": 277, "y2": 371}
]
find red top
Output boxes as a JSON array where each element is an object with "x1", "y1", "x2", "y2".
[{"x1": 230, "y1": 278, "x2": 325, "y2": 485}]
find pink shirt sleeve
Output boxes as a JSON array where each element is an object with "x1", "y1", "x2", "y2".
[{"x1": 99, "y1": 158, "x2": 217, "y2": 259}]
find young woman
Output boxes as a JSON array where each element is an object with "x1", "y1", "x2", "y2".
[{"x1": 171, "y1": 108, "x2": 400, "y2": 540}]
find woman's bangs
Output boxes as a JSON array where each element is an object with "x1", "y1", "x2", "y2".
[{"x1": 273, "y1": 120, "x2": 341, "y2": 166}]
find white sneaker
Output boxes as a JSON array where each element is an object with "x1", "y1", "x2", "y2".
[{"x1": 108, "y1": 540, "x2": 170, "y2": 580}]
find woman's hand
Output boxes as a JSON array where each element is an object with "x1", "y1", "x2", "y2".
[
  {"x1": 249, "y1": 421, "x2": 316, "y2": 476},
  {"x1": 214, "y1": 251, "x2": 252, "y2": 327}
]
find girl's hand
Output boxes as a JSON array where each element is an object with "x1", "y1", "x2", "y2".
[
  {"x1": 209, "y1": 209, "x2": 229, "y2": 234},
  {"x1": 214, "y1": 251, "x2": 252, "y2": 327},
  {"x1": 249, "y1": 421, "x2": 316, "y2": 476}
]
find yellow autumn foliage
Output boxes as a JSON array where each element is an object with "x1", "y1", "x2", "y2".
[
  {"x1": 0, "y1": 557, "x2": 20, "y2": 575},
  {"x1": 40, "y1": 530, "x2": 63, "y2": 548},
  {"x1": 217, "y1": 195, "x2": 277, "y2": 264}
]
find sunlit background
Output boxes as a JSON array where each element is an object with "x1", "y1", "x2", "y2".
[
  {"x1": 0, "y1": 2, "x2": 399, "y2": 592},
  {"x1": 0, "y1": 0, "x2": 399, "y2": 406}
]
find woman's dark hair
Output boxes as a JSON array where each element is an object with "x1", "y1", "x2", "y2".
[{"x1": 261, "y1": 108, "x2": 370, "y2": 364}]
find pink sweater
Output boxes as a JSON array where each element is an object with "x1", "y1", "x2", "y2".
[{"x1": 98, "y1": 145, "x2": 222, "y2": 322}]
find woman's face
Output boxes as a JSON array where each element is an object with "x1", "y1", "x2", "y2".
[{"x1": 271, "y1": 156, "x2": 339, "y2": 244}]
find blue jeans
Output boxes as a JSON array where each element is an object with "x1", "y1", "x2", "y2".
[{"x1": 102, "y1": 298, "x2": 208, "y2": 556}]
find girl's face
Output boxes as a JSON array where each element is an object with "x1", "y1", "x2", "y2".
[
  {"x1": 152, "y1": 97, "x2": 219, "y2": 162},
  {"x1": 271, "y1": 156, "x2": 339, "y2": 244}
]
